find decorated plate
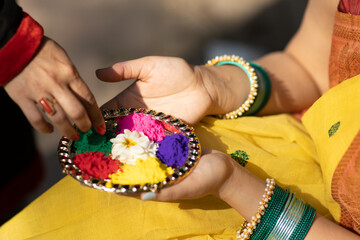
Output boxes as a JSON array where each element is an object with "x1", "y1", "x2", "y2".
[{"x1": 58, "y1": 108, "x2": 201, "y2": 194}]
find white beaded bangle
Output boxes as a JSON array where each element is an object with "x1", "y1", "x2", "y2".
[
  {"x1": 206, "y1": 55, "x2": 258, "y2": 119},
  {"x1": 236, "y1": 178, "x2": 275, "y2": 240}
]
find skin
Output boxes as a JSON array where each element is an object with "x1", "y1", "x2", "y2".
[
  {"x1": 96, "y1": 0, "x2": 359, "y2": 238},
  {"x1": 4, "y1": 37, "x2": 106, "y2": 139}
]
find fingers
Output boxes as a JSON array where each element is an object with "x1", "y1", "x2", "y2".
[
  {"x1": 39, "y1": 38, "x2": 105, "y2": 136},
  {"x1": 19, "y1": 99, "x2": 54, "y2": 134},
  {"x1": 33, "y1": 78, "x2": 105, "y2": 138},
  {"x1": 141, "y1": 171, "x2": 206, "y2": 202},
  {"x1": 140, "y1": 149, "x2": 234, "y2": 203},
  {"x1": 68, "y1": 79, "x2": 106, "y2": 134},
  {"x1": 4, "y1": 37, "x2": 105, "y2": 139},
  {"x1": 17, "y1": 95, "x2": 80, "y2": 140},
  {"x1": 44, "y1": 100, "x2": 80, "y2": 139},
  {"x1": 96, "y1": 57, "x2": 151, "y2": 82}
]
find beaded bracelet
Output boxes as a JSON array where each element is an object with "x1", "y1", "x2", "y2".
[
  {"x1": 206, "y1": 55, "x2": 259, "y2": 119},
  {"x1": 250, "y1": 186, "x2": 290, "y2": 240},
  {"x1": 237, "y1": 183, "x2": 316, "y2": 240},
  {"x1": 236, "y1": 178, "x2": 275, "y2": 240},
  {"x1": 245, "y1": 62, "x2": 272, "y2": 116}
]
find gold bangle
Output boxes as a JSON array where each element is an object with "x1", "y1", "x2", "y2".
[
  {"x1": 236, "y1": 178, "x2": 275, "y2": 240},
  {"x1": 206, "y1": 55, "x2": 258, "y2": 119}
]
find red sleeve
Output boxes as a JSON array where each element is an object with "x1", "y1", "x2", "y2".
[{"x1": 0, "y1": 12, "x2": 44, "y2": 86}]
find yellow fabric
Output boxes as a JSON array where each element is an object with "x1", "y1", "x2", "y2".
[
  {"x1": 1, "y1": 76, "x2": 359, "y2": 239},
  {"x1": 302, "y1": 74, "x2": 360, "y2": 223},
  {"x1": 0, "y1": 176, "x2": 241, "y2": 240}
]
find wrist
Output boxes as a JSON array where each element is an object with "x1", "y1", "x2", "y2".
[
  {"x1": 217, "y1": 158, "x2": 265, "y2": 221},
  {"x1": 194, "y1": 64, "x2": 250, "y2": 116}
]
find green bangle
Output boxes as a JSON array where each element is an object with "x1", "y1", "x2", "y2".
[
  {"x1": 251, "y1": 186, "x2": 290, "y2": 240},
  {"x1": 244, "y1": 62, "x2": 271, "y2": 115},
  {"x1": 267, "y1": 195, "x2": 306, "y2": 239},
  {"x1": 289, "y1": 203, "x2": 316, "y2": 240}
]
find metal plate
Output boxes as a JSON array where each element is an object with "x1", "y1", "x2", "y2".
[{"x1": 58, "y1": 108, "x2": 201, "y2": 194}]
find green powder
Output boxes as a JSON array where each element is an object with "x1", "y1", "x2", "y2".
[{"x1": 72, "y1": 128, "x2": 114, "y2": 156}]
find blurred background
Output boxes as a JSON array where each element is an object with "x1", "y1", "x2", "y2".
[{"x1": 2, "y1": 0, "x2": 308, "y2": 224}]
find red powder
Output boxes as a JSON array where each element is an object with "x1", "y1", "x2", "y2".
[{"x1": 73, "y1": 152, "x2": 121, "y2": 180}]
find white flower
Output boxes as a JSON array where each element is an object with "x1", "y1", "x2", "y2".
[{"x1": 110, "y1": 129, "x2": 158, "y2": 165}]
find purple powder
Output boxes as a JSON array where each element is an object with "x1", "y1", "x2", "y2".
[{"x1": 156, "y1": 134, "x2": 189, "y2": 167}]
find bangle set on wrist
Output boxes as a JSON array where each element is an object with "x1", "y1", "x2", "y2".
[
  {"x1": 237, "y1": 178, "x2": 316, "y2": 240},
  {"x1": 205, "y1": 55, "x2": 271, "y2": 119}
]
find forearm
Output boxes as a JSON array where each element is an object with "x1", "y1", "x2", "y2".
[
  {"x1": 219, "y1": 161, "x2": 360, "y2": 239},
  {"x1": 199, "y1": 51, "x2": 322, "y2": 117},
  {"x1": 255, "y1": 51, "x2": 322, "y2": 115}
]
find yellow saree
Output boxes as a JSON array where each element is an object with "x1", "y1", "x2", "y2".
[
  {"x1": 0, "y1": 74, "x2": 359, "y2": 239},
  {"x1": 2, "y1": 9, "x2": 360, "y2": 238}
]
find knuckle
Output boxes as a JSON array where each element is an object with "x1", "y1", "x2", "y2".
[
  {"x1": 76, "y1": 122, "x2": 91, "y2": 133},
  {"x1": 28, "y1": 114, "x2": 52, "y2": 133},
  {"x1": 62, "y1": 64, "x2": 78, "y2": 79},
  {"x1": 52, "y1": 113, "x2": 67, "y2": 125},
  {"x1": 30, "y1": 114, "x2": 45, "y2": 126},
  {"x1": 121, "y1": 62, "x2": 134, "y2": 77},
  {"x1": 83, "y1": 92, "x2": 97, "y2": 105},
  {"x1": 71, "y1": 109, "x2": 87, "y2": 122},
  {"x1": 71, "y1": 110, "x2": 91, "y2": 132},
  {"x1": 159, "y1": 190, "x2": 177, "y2": 202}
]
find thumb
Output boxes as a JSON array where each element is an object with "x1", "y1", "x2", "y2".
[{"x1": 96, "y1": 58, "x2": 146, "y2": 82}]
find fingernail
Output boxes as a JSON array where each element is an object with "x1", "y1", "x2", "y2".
[
  {"x1": 72, "y1": 133, "x2": 80, "y2": 141},
  {"x1": 141, "y1": 192, "x2": 156, "y2": 201},
  {"x1": 97, "y1": 124, "x2": 106, "y2": 135}
]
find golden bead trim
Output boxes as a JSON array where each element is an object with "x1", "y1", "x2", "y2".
[
  {"x1": 236, "y1": 178, "x2": 275, "y2": 240},
  {"x1": 206, "y1": 55, "x2": 258, "y2": 119}
]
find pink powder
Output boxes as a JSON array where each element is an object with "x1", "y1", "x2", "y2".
[{"x1": 116, "y1": 113, "x2": 165, "y2": 142}]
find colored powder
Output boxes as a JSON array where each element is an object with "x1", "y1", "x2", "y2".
[
  {"x1": 73, "y1": 152, "x2": 121, "y2": 180},
  {"x1": 116, "y1": 113, "x2": 165, "y2": 142},
  {"x1": 107, "y1": 156, "x2": 174, "y2": 186},
  {"x1": 72, "y1": 128, "x2": 112, "y2": 156},
  {"x1": 156, "y1": 134, "x2": 188, "y2": 167}
]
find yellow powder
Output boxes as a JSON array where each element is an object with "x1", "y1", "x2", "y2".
[{"x1": 108, "y1": 156, "x2": 174, "y2": 186}]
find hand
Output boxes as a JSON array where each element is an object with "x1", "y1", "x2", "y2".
[
  {"x1": 4, "y1": 37, "x2": 105, "y2": 139},
  {"x1": 96, "y1": 56, "x2": 248, "y2": 125},
  {"x1": 141, "y1": 148, "x2": 236, "y2": 201},
  {"x1": 142, "y1": 147, "x2": 269, "y2": 221},
  {"x1": 96, "y1": 56, "x2": 213, "y2": 125}
]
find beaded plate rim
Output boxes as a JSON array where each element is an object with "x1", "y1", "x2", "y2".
[{"x1": 57, "y1": 108, "x2": 201, "y2": 194}]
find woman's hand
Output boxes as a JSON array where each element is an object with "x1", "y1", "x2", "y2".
[
  {"x1": 142, "y1": 148, "x2": 236, "y2": 201},
  {"x1": 4, "y1": 37, "x2": 105, "y2": 139},
  {"x1": 142, "y1": 148, "x2": 265, "y2": 221},
  {"x1": 141, "y1": 148, "x2": 265, "y2": 220},
  {"x1": 97, "y1": 56, "x2": 250, "y2": 125}
]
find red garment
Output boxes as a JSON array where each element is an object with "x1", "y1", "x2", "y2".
[
  {"x1": 0, "y1": 12, "x2": 43, "y2": 86},
  {"x1": 338, "y1": 0, "x2": 360, "y2": 15}
]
